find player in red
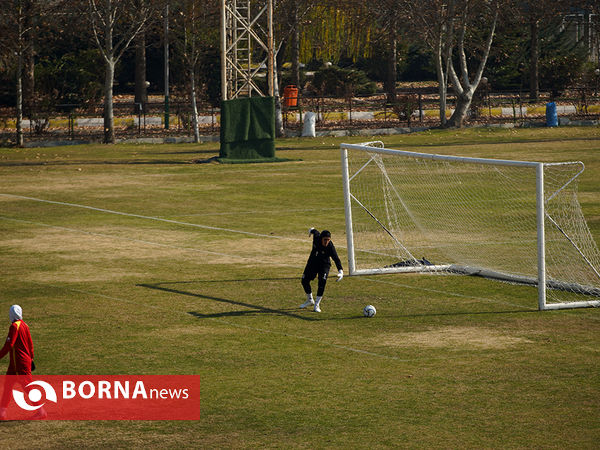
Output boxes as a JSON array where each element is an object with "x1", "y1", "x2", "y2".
[{"x1": 0, "y1": 305, "x2": 45, "y2": 420}]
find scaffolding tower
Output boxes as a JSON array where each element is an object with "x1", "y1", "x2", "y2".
[{"x1": 220, "y1": 0, "x2": 274, "y2": 100}]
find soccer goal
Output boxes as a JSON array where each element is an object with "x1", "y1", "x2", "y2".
[{"x1": 340, "y1": 141, "x2": 600, "y2": 310}]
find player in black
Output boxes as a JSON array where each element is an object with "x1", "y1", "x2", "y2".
[{"x1": 300, "y1": 228, "x2": 343, "y2": 312}]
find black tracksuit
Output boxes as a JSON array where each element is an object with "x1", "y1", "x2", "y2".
[{"x1": 301, "y1": 229, "x2": 343, "y2": 297}]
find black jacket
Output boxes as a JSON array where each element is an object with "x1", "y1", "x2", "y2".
[{"x1": 306, "y1": 229, "x2": 343, "y2": 271}]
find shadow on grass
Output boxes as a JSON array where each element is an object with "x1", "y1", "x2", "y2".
[
  {"x1": 153, "y1": 277, "x2": 298, "y2": 284},
  {"x1": 325, "y1": 308, "x2": 538, "y2": 321},
  {"x1": 150, "y1": 149, "x2": 217, "y2": 155},
  {"x1": 138, "y1": 282, "x2": 318, "y2": 321},
  {"x1": 140, "y1": 279, "x2": 538, "y2": 321},
  {"x1": 0, "y1": 159, "x2": 198, "y2": 167}
]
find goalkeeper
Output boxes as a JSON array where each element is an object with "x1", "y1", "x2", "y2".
[{"x1": 300, "y1": 228, "x2": 343, "y2": 312}]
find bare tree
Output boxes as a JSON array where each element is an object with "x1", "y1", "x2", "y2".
[
  {"x1": 445, "y1": 1, "x2": 499, "y2": 127},
  {"x1": 134, "y1": 27, "x2": 148, "y2": 112},
  {"x1": 87, "y1": 0, "x2": 155, "y2": 143},
  {"x1": 274, "y1": 0, "x2": 316, "y2": 83},
  {"x1": 0, "y1": 2, "x2": 26, "y2": 146},
  {"x1": 171, "y1": 0, "x2": 219, "y2": 143},
  {"x1": 290, "y1": 0, "x2": 301, "y2": 87},
  {"x1": 400, "y1": 0, "x2": 500, "y2": 127},
  {"x1": 272, "y1": 0, "x2": 322, "y2": 135},
  {"x1": 0, "y1": 1, "x2": 50, "y2": 146},
  {"x1": 509, "y1": 2, "x2": 562, "y2": 101},
  {"x1": 364, "y1": 0, "x2": 403, "y2": 101},
  {"x1": 514, "y1": 1, "x2": 593, "y2": 101}
]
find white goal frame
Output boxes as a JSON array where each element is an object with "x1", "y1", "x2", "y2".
[{"x1": 341, "y1": 142, "x2": 600, "y2": 311}]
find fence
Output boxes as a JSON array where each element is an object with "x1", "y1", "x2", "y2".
[
  {"x1": 0, "y1": 100, "x2": 220, "y2": 143},
  {"x1": 1, "y1": 88, "x2": 599, "y2": 144},
  {"x1": 283, "y1": 88, "x2": 600, "y2": 129}
]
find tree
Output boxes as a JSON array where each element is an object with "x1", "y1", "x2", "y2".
[
  {"x1": 366, "y1": 0, "x2": 403, "y2": 100},
  {"x1": 134, "y1": 24, "x2": 148, "y2": 111},
  {"x1": 445, "y1": 1, "x2": 499, "y2": 127},
  {"x1": 0, "y1": 1, "x2": 28, "y2": 145},
  {"x1": 399, "y1": 0, "x2": 500, "y2": 127},
  {"x1": 290, "y1": 0, "x2": 301, "y2": 87},
  {"x1": 298, "y1": 2, "x2": 374, "y2": 65},
  {"x1": 272, "y1": 0, "x2": 316, "y2": 136},
  {"x1": 86, "y1": 0, "x2": 155, "y2": 143},
  {"x1": 272, "y1": 0, "x2": 375, "y2": 134},
  {"x1": 512, "y1": 2, "x2": 570, "y2": 101},
  {"x1": 171, "y1": 0, "x2": 219, "y2": 143},
  {"x1": 0, "y1": 1, "x2": 59, "y2": 145}
]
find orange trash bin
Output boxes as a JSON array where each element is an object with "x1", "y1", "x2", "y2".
[{"x1": 283, "y1": 85, "x2": 298, "y2": 107}]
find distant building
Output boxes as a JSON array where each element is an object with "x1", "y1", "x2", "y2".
[{"x1": 562, "y1": 12, "x2": 599, "y2": 63}]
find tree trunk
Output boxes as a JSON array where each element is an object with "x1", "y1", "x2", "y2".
[
  {"x1": 385, "y1": 37, "x2": 397, "y2": 101},
  {"x1": 22, "y1": 0, "x2": 35, "y2": 117},
  {"x1": 273, "y1": 48, "x2": 284, "y2": 137},
  {"x1": 190, "y1": 68, "x2": 200, "y2": 143},
  {"x1": 529, "y1": 18, "x2": 539, "y2": 101},
  {"x1": 437, "y1": 72, "x2": 448, "y2": 127},
  {"x1": 134, "y1": 30, "x2": 147, "y2": 112},
  {"x1": 291, "y1": 0, "x2": 300, "y2": 87},
  {"x1": 15, "y1": 0, "x2": 25, "y2": 147},
  {"x1": 447, "y1": 92, "x2": 473, "y2": 127},
  {"x1": 102, "y1": 1, "x2": 115, "y2": 145},
  {"x1": 104, "y1": 60, "x2": 115, "y2": 144},
  {"x1": 23, "y1": 39, "x2": 35, "y2": 116},
  {"x1": 434, "y1": 36, "x2": 447, "y2": 126},
  {"x1": 16, "y1": 49, "x2": 24, "y2": 147},
  {"x1": 164, "y1": 3, "x2": 170, "y2": 129}
]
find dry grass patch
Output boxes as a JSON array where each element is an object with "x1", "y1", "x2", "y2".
[
  {"x1": 30, "y1": 263, "x2": 150, "y2": 283},
  {"x1": 144, "y1": 324, "x2": 236, "y2": 338},
  {"x1": 378, "y1": 326, "x2": 534, "y2": 350},
  {"x1": 3, "y1": 223, "x2": 308, "y2": 274}
]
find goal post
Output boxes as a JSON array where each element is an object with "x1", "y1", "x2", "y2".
[{"x1": 340, "y1": 142, "x2": 600, "y2": 310}]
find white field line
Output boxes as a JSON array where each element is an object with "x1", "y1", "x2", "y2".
[
  {"x1": 0, "y1": 215, "x2": 300, "y2": 266},
  {"x1": 0, "y1": 193, "x2": 532, "y2": 255},
  {"x1": 163, "y1": 207, "x2": 344, "y2": 218},
  {"x1": 0, "y1": 193, "x2": 305, "y2": 242}
]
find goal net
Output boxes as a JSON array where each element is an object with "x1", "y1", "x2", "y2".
[{"x1": 341, "y1": 141, "x2": 600, "y2": 310}]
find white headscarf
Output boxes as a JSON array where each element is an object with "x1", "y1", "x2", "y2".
[{"x1": 9, "y1": 305, "x2": 22, "y2": 322}]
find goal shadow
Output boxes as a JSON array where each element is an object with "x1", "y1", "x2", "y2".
[{"x1": 323, "y1": 308, "x2": 538, "y2": 321}]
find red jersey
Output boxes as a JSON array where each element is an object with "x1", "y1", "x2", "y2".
[{"x1": 0, "y1": 320, "x2": 34, "y2": 375}]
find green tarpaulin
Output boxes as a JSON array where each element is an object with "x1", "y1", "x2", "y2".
[{"x1": 219, "y1": 96, "x2": 276, "y2": 160}]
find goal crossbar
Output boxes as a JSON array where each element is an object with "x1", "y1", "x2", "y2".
[{"x1": 342, "y1": 143, "x2": 542, "y2": 168}]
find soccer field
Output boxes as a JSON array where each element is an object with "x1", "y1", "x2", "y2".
[{"x1": 0, "y1": 127, "x2": 599, "y2": 448}]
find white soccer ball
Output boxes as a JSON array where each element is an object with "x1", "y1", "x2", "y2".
[{"x1": 363, "y1": 304, "x2": 376, "y2": 317}]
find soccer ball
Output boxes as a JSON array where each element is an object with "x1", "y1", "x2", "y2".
[{"x1": 363, "y1": 305, "x2": 376, "y2": 317}]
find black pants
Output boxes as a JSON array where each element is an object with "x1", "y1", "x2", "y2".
[{"x1": 302, "y1": 265, "x2": 330, "y2": 297}]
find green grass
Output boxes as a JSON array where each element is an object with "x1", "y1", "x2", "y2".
[{"x1": 0, "y1": 126, "x2": 599, "y2": 448}]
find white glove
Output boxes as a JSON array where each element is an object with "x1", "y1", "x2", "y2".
[
  {"x1": 336, "y1": 270, "x2": 343, "y2": 282},
  {"x1": 308, "y1": 227, "x2": 315, "y2": 236}
]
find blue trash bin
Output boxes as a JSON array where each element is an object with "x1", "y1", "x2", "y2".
[{"x1": 546, "y1": 102, "x2": 558, "y2": 127}]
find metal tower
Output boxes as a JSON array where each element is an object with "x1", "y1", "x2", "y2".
[{"x1": 220, "y1": 0, "x2": 274, "y2": 100}]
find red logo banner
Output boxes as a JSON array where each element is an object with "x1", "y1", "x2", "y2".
[{"x1": 0, "y1": 375, "x2": 200, "y2": 420}]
